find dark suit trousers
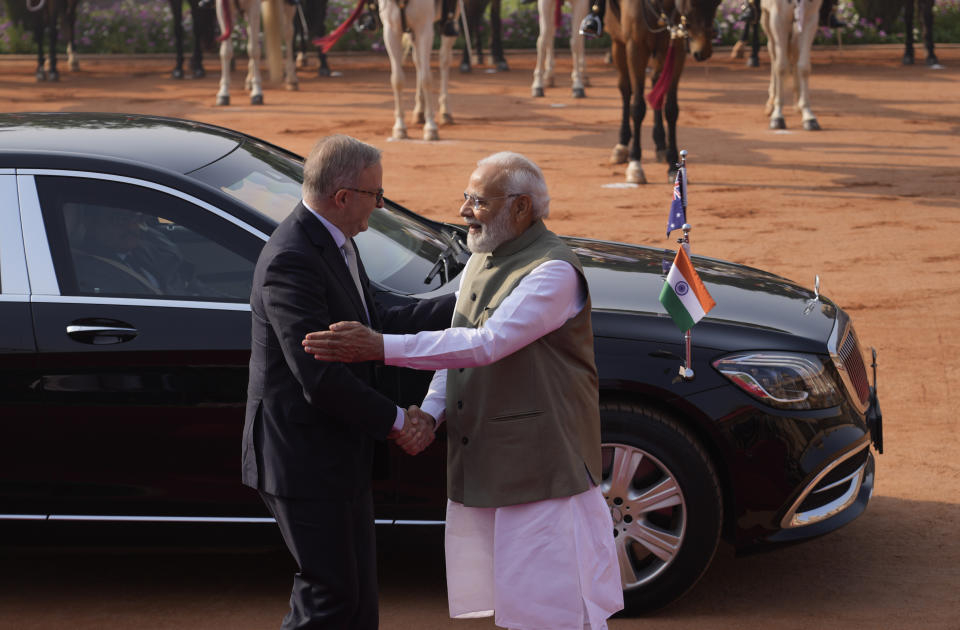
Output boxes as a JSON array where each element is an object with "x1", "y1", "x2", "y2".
[{"x1": 260, "y1": 490, "x2": 378, "y2": 630}]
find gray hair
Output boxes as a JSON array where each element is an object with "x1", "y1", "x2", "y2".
[
  {"x1": 302, "y1": 135, "x2": 381, "y2": 203},
  {"x1": 476, "y1": 151, "x2": 550, "y2": 219}
]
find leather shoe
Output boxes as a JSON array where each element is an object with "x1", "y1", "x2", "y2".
[
  {"x1": 579, "y1": 14, "x2": 602, "y2": 38},
  {"x1": 357, "y1": 12, "x2": 378, "y2": 32}
]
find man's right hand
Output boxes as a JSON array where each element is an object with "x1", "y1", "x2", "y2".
[
  {"x1": 302, "y1": 321, "x2": 384, "y2": 363},
  {"x1": 390, "y1": 406, "x2": 436, "y2": 455}
]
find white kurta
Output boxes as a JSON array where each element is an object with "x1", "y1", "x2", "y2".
[{"x1": 382, "y1": 257, "x2": 623, "y2": 630}]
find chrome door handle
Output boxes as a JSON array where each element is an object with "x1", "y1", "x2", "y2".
[{"x1": 66, "y1": 324, "x2": 139, "y2": 344}]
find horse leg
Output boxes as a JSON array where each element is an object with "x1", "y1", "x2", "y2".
[
  {"x1": 663, "y1": 50, "x2": 684, "y2": 180},
  {"x1": 750, "y1": 20, "x2": 760, "y2": 66},
  {"x1": 652, "y1": 102, "x2": 666, "y2": 163},
  {"x1": 439, "y1": 30, "x2": 456, "y2": 124},
  {"x1": 383, "y1": 23, "x2": 409, "y2": 139},
  {"x1": 610, "y1": 40, "x2": 630, "y2": 164},
  {"x1": 920, "y1": 0, "x2": 937, "y2": 64},
  {"x1": 795, "y1": 0, "x2": 821, "y2": 130},
  {"x1": 902, "y1": 0, "x2": 915, "y2": 64},
  {"x1": 491, "y1": 0, "x2": 507, "y2": 70},
  {"x1": 625, "y1": 39, "x2": 647, "y2": 184},
  {"x1": 215, "y1": 0, "x2": 236, "y2": 105},
  {"x1": 171, "y1": 0, "x2": 186, "y2": 78},
  {"x1": 187, "y1": 0, "x2": 207, "y2": 78},
  {"x1": 34, "y1": 11, "x2": 46, "y2": 81},
  {"x1": 762, "y1": 5, "x2": 787, "y2": 129},
  {"x1": 282, "y1": 3, "x2": 299, "y2": 90},
  {"x1": 475, "y1": 4, "x2": 485, "y2": 66},
  {"x1": 65, "y1": 0, "x2": 78, "y2": 71},
  {"x1": 47, "y1": 5, "x2": 60, "y2": 82},
  {"x1": 247, "y1": 3, "x2": 264, "y2": 104},
  {"x1": 569, "y1": 0, "x2": 588, "y2": 97},
  {"x1": 414, "y1": 24, "x2": 439, "y2": 140},
  {"x1": 532, "y1": 0, "x2": 554, "y2": 96}
]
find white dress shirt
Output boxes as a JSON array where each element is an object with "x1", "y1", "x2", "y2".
[
  {"x1": 382, "y1": 257, "x2": 587, "y2": 423},
  {"x1": 304, "y1": 201, "x2": 405, "y2": 432}
]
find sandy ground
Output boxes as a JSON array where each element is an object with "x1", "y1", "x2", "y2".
[{"x1": 0, "y1": 43, "x2": 958, "y2": 629}]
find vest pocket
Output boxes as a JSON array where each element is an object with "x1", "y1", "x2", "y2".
[{"x1": 487, "y1": 410, "x2": 544, "y2": 423}]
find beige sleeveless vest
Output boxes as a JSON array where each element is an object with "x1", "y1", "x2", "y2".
[{"x1": 445, "y1": 220, "x2": 602, "y2": 507}]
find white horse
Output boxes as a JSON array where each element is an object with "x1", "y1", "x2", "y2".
[
  {"x1": 531, "y1": 0, "x2": 589, "y2": 98},
  {"x1": 380, "y1": 0, "x2": 458, "y2": 140},
  {"x1": 214, "y1": 0, "x2": 298, "y2": 106},
  {"x1": 760, "y1": 0, "x2": 823, "y2": 130}
]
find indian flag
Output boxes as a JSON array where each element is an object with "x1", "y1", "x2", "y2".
[{"x1": 659, "y1": 246, "x2": 716, "y2": 331}]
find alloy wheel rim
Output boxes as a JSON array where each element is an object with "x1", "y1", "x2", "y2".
[{"x1": 601, "y1": 442, "x2": 687, "y2": 589}]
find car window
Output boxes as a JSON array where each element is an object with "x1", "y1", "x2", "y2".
[{"x1": 35, "y1": 176, "x2": 262, "y2": 302}]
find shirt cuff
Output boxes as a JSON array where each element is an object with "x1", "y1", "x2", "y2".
[
  {"x1": 392, "y1": 406, "x2": 404, "y2": 432},
  {"x1": 420, "y1": 400, "x2": 446, "y2": 427},
  {"x1": 382, "y1": 334, "x2": 406, "y2": 366}
]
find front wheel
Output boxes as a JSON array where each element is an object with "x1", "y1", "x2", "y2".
[{"x1": 600, "y1": 400, "x2": 722, "y2": 613}]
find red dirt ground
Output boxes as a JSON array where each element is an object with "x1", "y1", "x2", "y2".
[{"x1": 0, "y1": 43, "x2": 958, "y2": 629}]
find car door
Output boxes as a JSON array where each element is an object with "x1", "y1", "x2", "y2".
[{"x1": 17, "y1": 171, "x2": 269, "y2": 521}]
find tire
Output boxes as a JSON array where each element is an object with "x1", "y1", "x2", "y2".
[{"x1": 599, "y1": 400, "x2": 722, "y2": 614}]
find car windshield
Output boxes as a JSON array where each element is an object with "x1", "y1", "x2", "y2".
[{"x1": 188, "y1": 139, "x2": 460, "y2": 295}]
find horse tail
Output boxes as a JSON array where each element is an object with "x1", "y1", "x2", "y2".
[
  {"x1": 215, "y1": 0, "x2": 232, "y2": 43},
  {"x1": 262, "y1": 0, "x2": 285, "y2": 82}
]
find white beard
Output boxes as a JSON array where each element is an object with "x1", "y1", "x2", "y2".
[{"x1": 466, "y1": 209, "x2": 515, "y2": 253}]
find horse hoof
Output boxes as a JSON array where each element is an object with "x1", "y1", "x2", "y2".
[
  {"x1": 172, "y1": 68, "x2": 184, "y2": 80},
  {"x1": 902, "y1": 52, "x2": 915, "y2": 65},
  {"x1": 285, "y1": 82, "x2": 299, "y2": 91},
  {"x1": 424, "y1": 128, "x2": 439, "y2": 141},
  {"x1": 393, "y1": 128, "x2": 408, "y2": 140},
  {"x1": 667, "y1": 169, "x2": 678, "y2": 183},
  {"x1": 572, "y1": 87, "x2": 586, "y2": 99},
  {"x1": 442, "y1": 113, "x2": 454, "y2": 125},
  {"x1": 216, "y1": 95, "x2": 230, "y2": 106},
  {"x1": 532, "y1": 87, "x2": 544, "y2": 98},
  {"x1": 251, "y1": 94, "x2": 264, "y2": 105},
  {"x1": 610, "y1": 144, "x2": 629, "y2": 165},
  {"x1": 626, "y1": 161, "x2": 647, "y2": 185},
  {"x1": 770, "y1": 117, "x2": 786, "y2": 130},
  {"x1": 926, "y1": 54, "x2": 939, "y2": 66},
  {"x1": 803, "y1": 119, "x2": 821, "y2": 131},
  {"x1": 496, "y1": 61, "x2": 509, "y2": 72},
  {"x1": 36, "y1": 70, "x2": 46, "y2": 82},
  {"x1": 459, "y1": 62, "x2": 471, "y2": 74},
  {"x1": 317, "y1": 66, "x2": 331, "y2": 77},
  {"x1": 655, "y1": 149, "x2": 667, "y2": 164},
  {"x1": 193, "y1": 67, "x2": 206, "y2": 79},
  {"x1": 747, "y1": 55, "x2": 759, "y2": 68},
  {"x1": 48, "y1": 70, "x2": 60, "y2": 82}
]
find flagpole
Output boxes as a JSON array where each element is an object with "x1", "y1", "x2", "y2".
[{"x1": 678, "y1": 150, "x2": 694, "y2": 380}]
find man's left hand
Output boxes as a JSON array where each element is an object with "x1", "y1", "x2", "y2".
[{"x1": 302, "y1": 321, "x2": 385, "y2": 362}]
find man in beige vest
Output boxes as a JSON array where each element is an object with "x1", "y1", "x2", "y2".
[{"x1": 303, "y1": 152, "x2": 623, "y2": 629}]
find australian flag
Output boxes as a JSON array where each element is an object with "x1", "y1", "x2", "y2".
[{"x1": 666, "y1": 166, "x2": 687, "y2": 237}]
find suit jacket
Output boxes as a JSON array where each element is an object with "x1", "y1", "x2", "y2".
[{"x1": 242, "y1": 203, "x2": 454, "y2": 500}]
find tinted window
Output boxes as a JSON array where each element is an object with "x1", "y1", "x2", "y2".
[{"x1": 36, "y1": 177, "x2": 262, "y2": 302}]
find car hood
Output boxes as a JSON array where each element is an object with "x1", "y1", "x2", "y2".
[{"x1": 565, "y1": 237, "x2": 838, "y2": 350}]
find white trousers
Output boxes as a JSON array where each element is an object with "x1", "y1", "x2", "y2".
[{"x1": 444, "y1": 485, "x2": 623, "y2": 630}]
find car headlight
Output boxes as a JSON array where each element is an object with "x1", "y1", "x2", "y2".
[{"x1": 712, "y1": 352, "x2": 843, "y2": 410}]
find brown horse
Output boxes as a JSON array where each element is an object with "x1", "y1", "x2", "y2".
[
  {"x1": 4, "y1": 0, "x2": 80, "y2": 81},
  {"x1": 606, "y1": 0, "x2": 720, "y2": 183}
]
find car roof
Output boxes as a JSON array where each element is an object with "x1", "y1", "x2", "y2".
[{"x1": 0, "y1": 112, "x2": 243, "y2": 174}]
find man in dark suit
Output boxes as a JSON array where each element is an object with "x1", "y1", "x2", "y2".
[{"x1": 243, "y1": 134, "x2": 454, "y2": 630}]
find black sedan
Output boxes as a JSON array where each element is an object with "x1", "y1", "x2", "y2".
[{"x1": 0, "y1": 112, "x2": 882, "y2": 612}]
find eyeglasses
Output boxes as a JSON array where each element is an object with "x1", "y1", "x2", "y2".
[
  {"x1": 462, "y1": 192, "x2": 521, "y2": 212},
  {"x1": 342, "y1": 187, "x2": 384, "y2": 204}
]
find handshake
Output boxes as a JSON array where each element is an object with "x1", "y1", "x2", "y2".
[{"x1": 391, "y1": 405, "x2": 437, "y2": 455}]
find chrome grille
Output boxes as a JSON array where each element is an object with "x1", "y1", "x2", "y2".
[
  {"x1": 830, "y1": 318, "x2": 870, "y2": 413},
  {"x1": 838, "y1": 329, "x2": 870, "y2": 406}
]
